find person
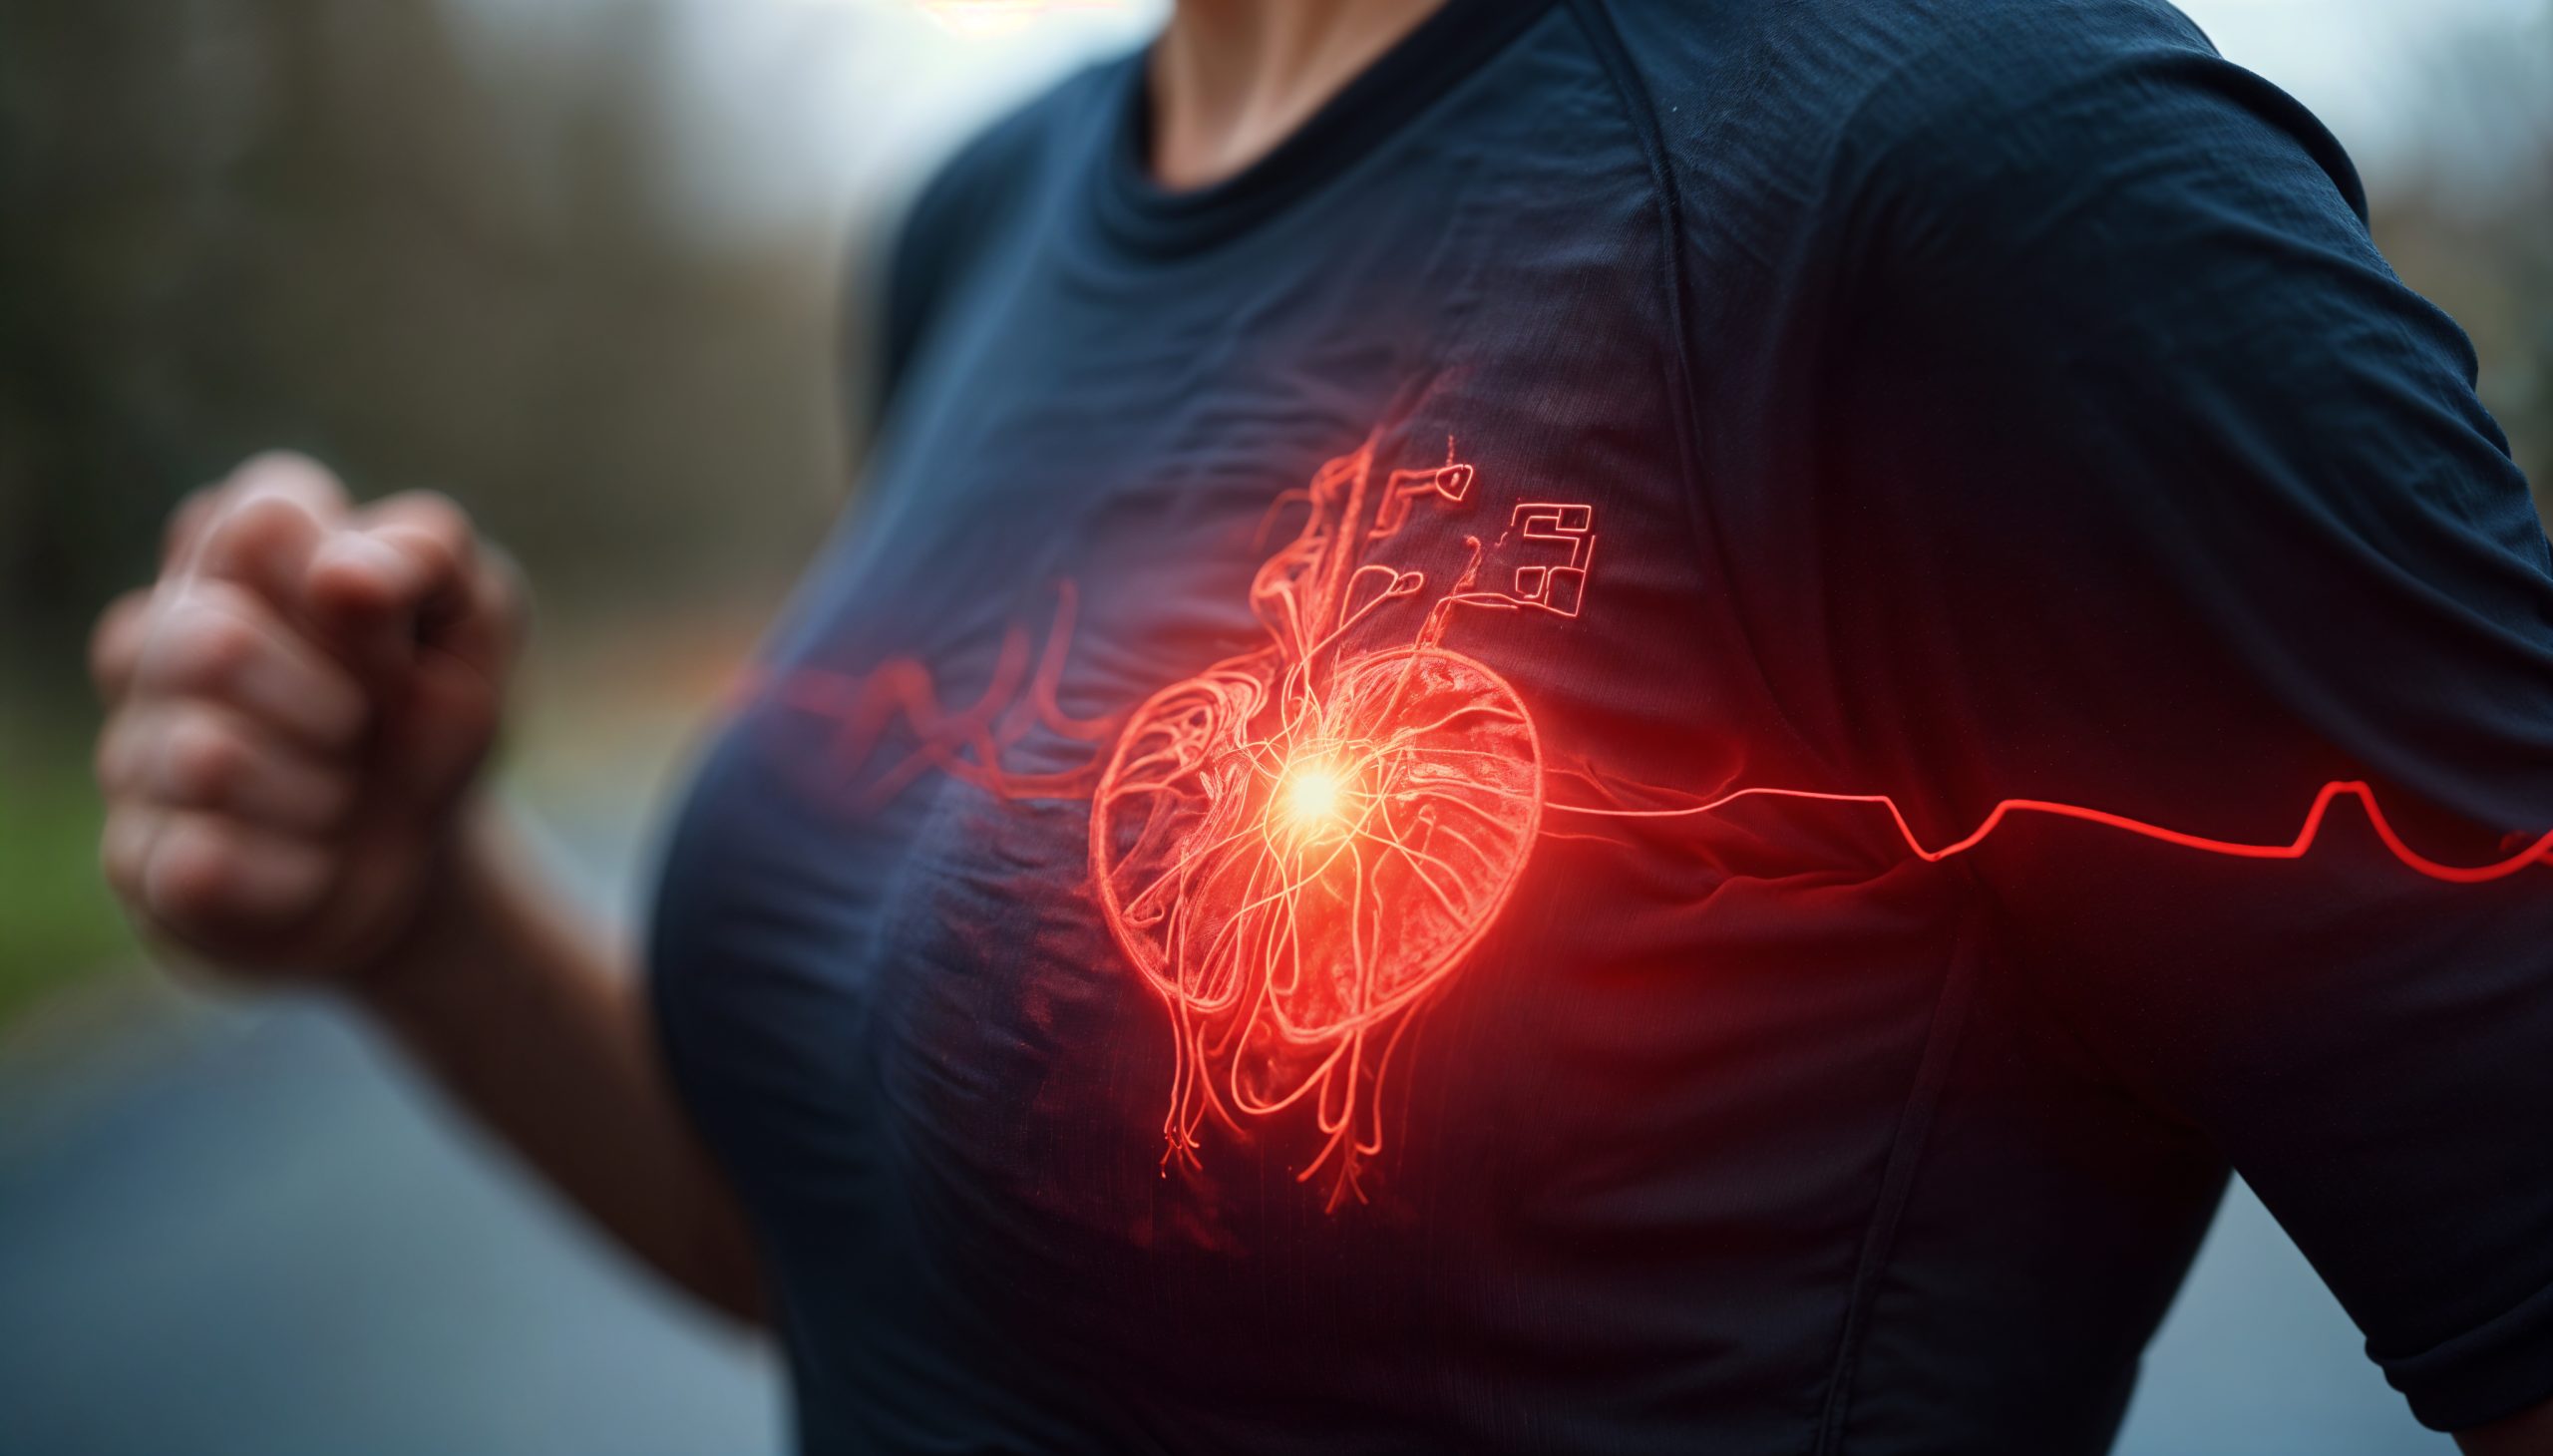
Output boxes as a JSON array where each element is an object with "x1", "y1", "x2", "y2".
[{"x1": 86, "y1": 0, "x2": 2553, "y2": 1450}]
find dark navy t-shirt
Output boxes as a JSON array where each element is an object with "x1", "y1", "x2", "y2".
[{"x1": 647, "y1": 0, "x2": 2553, "y2": 1450}]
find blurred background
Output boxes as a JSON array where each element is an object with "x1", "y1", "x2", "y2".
[{"x1": 0, "y1": 1, "x2": 2546, "y2": 1452}]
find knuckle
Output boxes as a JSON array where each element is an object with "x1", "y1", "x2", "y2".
[
  {"x1": 146, "y1": 839, "x2": 228, "y2": 921},
  {"x1": 391, "y1": 489, "x2": 471, "y2": 537},
  {"x1": 229, "y1": 452, "x2": 348, "y2": 518},
  {"x1": 89, "y1": 589, "x2": 151, "y2": 691},
  {"x1": 94, "y1": 715, "x2": 140, "y2": 792},
  {"x1": 235, "y1": 449, "x2": 337, "y2": 490},
  {"x1": 209, "y1": 491, "x2": 310, "y2": 550},
  {"x1": 150, "y1": 820, "x2": 329, "y2": 928},
  {"x1": 378, "y1": 491, "x2": 478, "y2": 567},
  {"x1": 171, "y1": 601, "x2": 262, "y2": 686},
  {"x1": 163, "y1": 715, "x2": 250, "y2": 806},
  {"x1": 99, "y1": 811, "x2": 148, "y2": 898}
]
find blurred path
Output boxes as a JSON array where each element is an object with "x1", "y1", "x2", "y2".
[
  {"x1": 0, "y1": 786, "x2": 782, "y2": 1456},
  {"x1": 2117, "y1": 1185, "x2": 2447, "y2": 1455},
  {"x1": 0, "y1": 987, "x2": 780, "y2": 1456}
]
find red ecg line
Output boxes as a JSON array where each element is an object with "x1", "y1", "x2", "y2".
[
  {"x1": 736, "y1": 579, "x2": 1121, "y2": 811},
  {"x1": 1546, "y1": 780, "x2": 2553, "y2": 886},
  {"x1": 745, "y1": 436, "x2": 2551, "y2": 1207}
]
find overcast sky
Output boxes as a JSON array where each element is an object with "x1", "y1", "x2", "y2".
[{"x1": 2177, "y1": 0, "x2": 2548, "y2": 175}]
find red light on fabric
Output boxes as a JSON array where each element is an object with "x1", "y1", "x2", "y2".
[
  {"x1": 743, "y1": 436, "x2": 2553, "y2": 1205},
  {"x1": 1091, "y1": 438, "x2": 1554, "y2": 1206}
]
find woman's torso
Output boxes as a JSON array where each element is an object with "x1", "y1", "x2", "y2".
[{"x1": 648, "y1": 4, "x2": 2231, "y2": 1449}]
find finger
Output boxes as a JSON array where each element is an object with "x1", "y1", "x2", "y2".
[
  {"x1": 223, "y1": 451, "x2": 350, "y2": 526},
  {"x1": 185, "y1": 493, "x2": 330, "y2": 625},
  {"x1": 133, "y1": 579, "x2": 369, "y2": 751},
  {"x1": 100, "y1": 803, "x2": 166, "y2": 906},
  {"x1": 380, "y1": 534, "x2": 525, "y2": 800},
  {"x1": 379, "y1": 494, "x2": 522, "y2": 682},
  {"x1": 90, "y1": 587, "x2": 154, "y2": 704},
  {"x1": 303, "y1": 533, "x2": 436, "y2": 678},
  {"x1": 161, "y1": 485, "x2": 223, "y2": 573},
  {"x1": 306, "y1": 492, "x2": 489, "y2": 671},
  {"x1": 101, "y1": 704, "x2": 355, "y2": 834},
  {"x1": 167, "y1": 453, "x2": 347, "y2": 579},
  {"x1": 95, "y1": 706, "x2": 148, "y2": 795},
  {"x1": 137, "y1": 811, "x2": 332, "y2": 938},
  {"x1": 429, "y1": 534, "x2": 526, "y2": 686}
]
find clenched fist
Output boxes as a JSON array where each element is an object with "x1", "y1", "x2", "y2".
[{"x1": 91, "y1": 452, "x2": 524, "y2": 982}]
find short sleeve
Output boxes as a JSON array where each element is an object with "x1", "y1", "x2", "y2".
[
  {"x1": 1821, "y1": 3, "x2": 2553, "y2": 1431},
  {"x1": 863, "y1": 76, "x2": 1091, "y2": 429},
  {"x1": 862, "y1": 141, "x2": 996, "y2": 430}
]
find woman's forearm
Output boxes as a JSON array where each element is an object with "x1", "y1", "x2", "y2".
[{"x1": 352, "y1": 802, "x2": 766, "y2": 1325}]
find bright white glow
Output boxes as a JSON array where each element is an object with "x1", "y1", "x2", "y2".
[
  {"x1": 912, "y1": 0, "x2": 1133, "y2": 41},
  {"x1": 1282, "y1": 764, "x2": 1347, "y2": 829}
]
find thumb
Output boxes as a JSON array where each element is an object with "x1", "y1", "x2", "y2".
[
  {"x1": 303, "y1": 492, "x2": 513, "y2": 685},
  {"x1": 304, "y1": 493, "x2": 522, "y2": 811}
]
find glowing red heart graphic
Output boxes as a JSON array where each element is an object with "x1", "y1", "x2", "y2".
[
  {"x1": 1081, "y1": 439, "x2": 1584, "y2": 1203},
  {"x1": 742, "y1": 435, "x2": 1597, "y2": 1206},
  {"x1": 1091, "y1": 642, "x2": 1540, "y2": 1202}
]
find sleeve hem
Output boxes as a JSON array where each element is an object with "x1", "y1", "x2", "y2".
[{"x1": 2379, "y1": 1271, "x2": 2553, "y2": 1431}]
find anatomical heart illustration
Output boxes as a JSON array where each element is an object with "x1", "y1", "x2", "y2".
[{"x1": 1091, "y1": 441, "x2": 1593, "y2": 1205}]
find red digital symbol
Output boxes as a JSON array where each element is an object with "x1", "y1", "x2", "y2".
[
  {"x1": 1501, "y1": 502, "x2": 1595, "y2": 617},
  {"x1": 1367, "y1": 454, "x2": 1475, "y2": 542}
]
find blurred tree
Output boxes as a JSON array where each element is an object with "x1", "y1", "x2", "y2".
[
  {"x1": 2368, "y1": 1, "x2": 2553, "y2": 518},
  {"x1": 0, "y1": 0, "x2": 856, "y2": 699}
]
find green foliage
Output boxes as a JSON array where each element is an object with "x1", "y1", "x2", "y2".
[
  {"x1": 2369, "y1": 5, "x2": 2553, "y2": 517},
  {"x1": 0, "y1": 719, "x2": 137, "y2": 1024}
]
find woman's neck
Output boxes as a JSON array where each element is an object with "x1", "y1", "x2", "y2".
[{"x1": 1147, "y1": 0, "x2": 1450, "y2": 190}]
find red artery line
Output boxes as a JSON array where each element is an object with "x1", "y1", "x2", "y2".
[{"x1": 1548, "y1": 779, "x2": 2553, "y2": 885}]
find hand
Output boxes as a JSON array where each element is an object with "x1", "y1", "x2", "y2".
[{"x1": 91, "y1": 452, "x2": 524, "y2": 984}]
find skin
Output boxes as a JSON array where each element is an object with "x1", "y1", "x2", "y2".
[
  {"x1": 1146, "y1": 0, "x2": 1447, "y2": 189},
  {"x1": 89, "y1": 452, "x2": 763, "y2": 1321},
  {"x1": 88, "y1": 3, "x2": 2550, "y2": 1447}
]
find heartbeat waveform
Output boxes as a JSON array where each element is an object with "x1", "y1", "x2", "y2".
[
  {"x1": 1545, "y1": 779, "x2": 2553, "y2": 886},
  {"x1": 742, "y1": 435, "x2": 2550, "y2": 1208}
]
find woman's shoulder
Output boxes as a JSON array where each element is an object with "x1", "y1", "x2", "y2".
[
  {"x1": 1590, "y1": 0, "x2": 2225, "y2": 165},
  {"x1": 874, "y1": 54, "x2": 1130, "y2": 411}
]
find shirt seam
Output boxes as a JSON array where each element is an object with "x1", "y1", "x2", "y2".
[
  {"x1": 1561, "y1": 0, "x2": 1860, "y2": 795},
  {"x1": 1812, "y1": 893, "x2": 1991, "y2": 1455},
  {"x1": 1556, "y1": 21, "x2": 1990, "y2": 1454}
]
